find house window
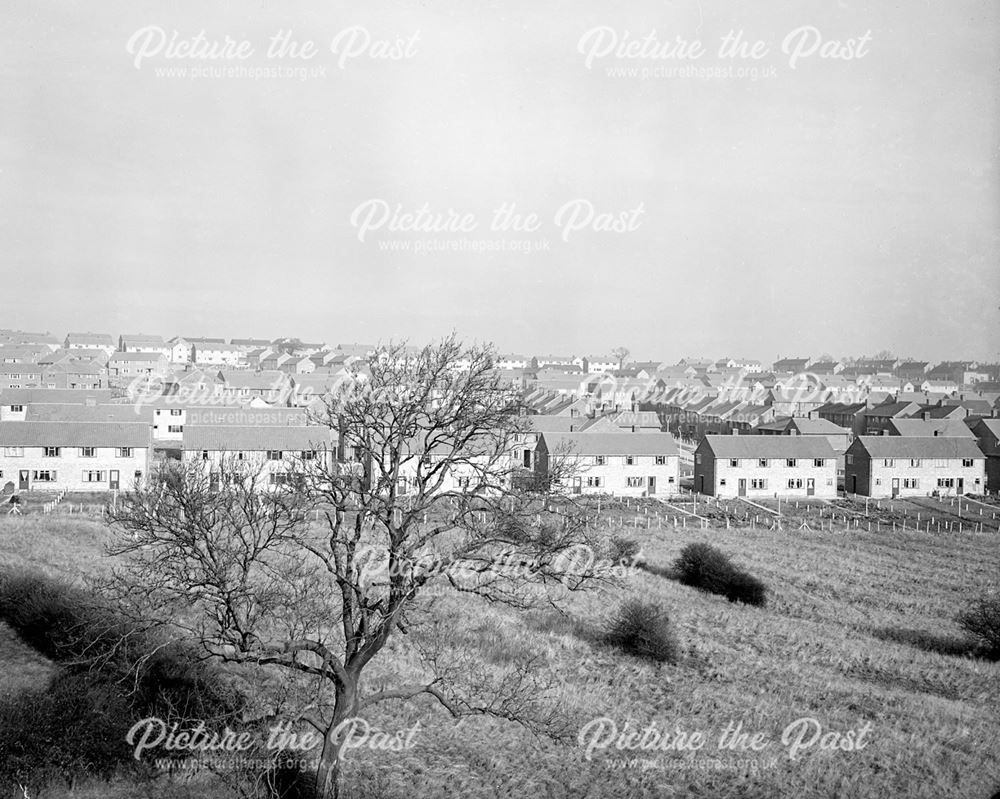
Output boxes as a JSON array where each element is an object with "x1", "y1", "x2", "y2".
[
  {"x1": 10, "y1": 405, "x2": 23, "y2": 413},
  {"x1": 625, "y1": 455, "x2": 634, "y2": 466},
  {"x1": 117, "y1": 447, "x2": 133, "y2": 458},
  {"x1": 750, "y1": 478, "x2": 767, "y2": 490},
  {"x1": 846, "y1": 454, "x2": 854, "y2": 465},
  {"x1": 586, "y1": 476, "x2": 602, "y2": 487},
  {"x1": 875, "y1": 478, "x2": 881, "y2": 486},
  {"x1": 729, "y1": 459, "x2": 739, "y2": 468},
  {"x1": 787, "y1": 478, "x2": 803, "y2": 489},
  {"x1": 962, "y1": 459, "x2": 974, "y2": 467},
  {"x1": 170, "y1": 409, "x2": 182, "y2": 416},
  {"x1": 786, "y1": 459, "x2": 797, "y2": 468},
  {"x1": 3, "y1": 446, "x2": 23, "y2": 457},
  {"x1": 167, "y1": 425, "x2": 183, "y2": 433},
  {"x1": 813, "y1": 459, "x2": 824, "y2": 468},
  {"x1": 43, "y1": 447, "x2": 61, "y2": 458},
  {"x1": 594, "y1": 455, "x2": 606, "y2": 466},
  {"x1": 758, "y1": 458, "x2": 769, "y2": 468},
  {"x1": 301, "y1": 450, "x2": 315, "y2": 460},
  {"x1": 654, "y1": 456, "x2": 666, "y2": 466},
  {"x1": 668, "y1": 476, "x2": 675, "y2": 483},
  {"x1": 909, "y1": 459, "x2": 921, "y2": 467},
  {"x1": 694, "y1": 454, "x2": 701, "y2": 465},
  {"x1": 82, "y1": 470, "x2": 106, "y2": 483},
  {"x1": 267, "y1": 451, "x2": 283, "y2": 461},
  {"x1": 937, "y1": 478, "x2": 955, "y2": 489},
  {"x1": 202, "y1": 450, "x2": 210, "y2": 461},
  {"x1": 626, "y1": 476, "x2": 644, "y2": 487},
  {"x1": 883, "y1": 458, "x2": 894, "y2": 467},
  {"x1": 719, "y1": 478, "x2": 726, "y2": 486},
  {"x1": 80, "y1": 447, "x2": 96, "y2": 458},
  {"x1": 32, "y1": 470, "x2": 57, "y2": 482}
]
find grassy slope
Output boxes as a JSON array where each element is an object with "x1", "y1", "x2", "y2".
[{"x1": 1, "y1": 508, "x2": 998, "y2": 798}]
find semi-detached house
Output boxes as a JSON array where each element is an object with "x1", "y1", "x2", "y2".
[
  {"x1": 844, "y1": 436, "x2": 986, "y2": 498},
  {"x1": 535, "y1": 432, "x2": 680, "y2": 497},
  {"x1": 181, "y1": 425, "x2": 335, "y2": 490},
  {"x1": 693, "y1": 435, "x2": 838, "y2": 499},
  {"x1": 0, "y1": 421, "x2": 151, "y2": 492}
]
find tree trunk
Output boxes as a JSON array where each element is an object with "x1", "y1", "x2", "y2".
[
  {"x1": 313, "y1": 686, "x2": 359, "y2": 799},
  {"x1": 314, "y1": 737, "x2": 342, "y2": 799}
]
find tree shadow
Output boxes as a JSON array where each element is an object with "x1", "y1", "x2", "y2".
[{"x1": 870, "y1": 626, "x2": 984, "y2": 659}]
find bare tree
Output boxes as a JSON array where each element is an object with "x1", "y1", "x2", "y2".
[
  {"x1": 107, "y1": 336, "x2": 613, "y2": 799},
  {"x1": 611, "y1": 346, "x2": 630, "y2": 371}
]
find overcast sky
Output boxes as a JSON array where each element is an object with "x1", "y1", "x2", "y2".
[{"x1": 2, "y1": 0, "x2": 998, "y2": 363}]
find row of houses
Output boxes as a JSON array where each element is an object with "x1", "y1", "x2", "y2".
[
  {"x1": 1, "y1": 385, "x2": 998, "y2": 500},
  {"x1": 692, "y1": 434, "x2": 992, "y2": 499},
  {"x1": 0, "y1": 384, "x2": 682, "y2": 496}
]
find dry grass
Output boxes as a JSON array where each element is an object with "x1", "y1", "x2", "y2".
[{"x1": 2, "y1": 506, "x2": 998, "y2": 798}]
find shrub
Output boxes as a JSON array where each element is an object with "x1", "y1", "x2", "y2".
[
  {"x1": 0, "y1": 671, "x2": 135, "y2": 792},
  {"x1": 674, "y1": 543, "x2": 733, "y2": 589},
  {"x1": 604, "y1": 599, "x2": 679, "y2": 663},
  {"x1": 721, "y1": 570, "x2": 768, "y2": 606},
  {"x1": 673, "y1": 543, "x2": 767, "y2": 607},
  {"x1": 0, "y1": 570, "x2": 106, "y2": 660},
  {"x1": 958, "y1": 593, "x2": 1000, "y2": 659}
]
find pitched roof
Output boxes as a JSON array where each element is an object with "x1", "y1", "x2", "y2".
[
  {"x1": 0, "y1": 388, "x2": 116, "y2": 405},
  {"x1": 851, "y1": 436, "x2": 983, "y2": 459},
  {"x1": 861, "y1": 401, "x2": 916, "y2": 418},
  {"x1": 218, "y1": 370, "x2": 290, "y2": 390},
  {"x1": 789, "y1": 418, "x2": 850, "y2": 435},
  {"x1": 109, "y1": 352, "x2": 167, "y2": 363},
  {"x1": 66, "y1": 333, "x2": 114, "y2": 345},
  {"x1": 26, "y1": 404, "x2": 154, "y2": 423},
  {"x1": 121, "y1": 334, "x2": 165, "y2": 345},
  {"x1": 610, "y1": 410, "x2": 662, "y2": 429},
  {"x1": 540, "y1": 432, "x2": 678, "y2": 456},
  {"x1": 699, "y1": 435, "x2": 836, "y2": 459},
  {"x1": 973, "y1": 419, "x2": 1000, "y2": 454},
  {"x1": 182, "y1": 425, "x2": 334, "y2": 451},
  {"x1": 525, "y1": 415, "x2": 587, "y2": 434},
  {"x1": 887, "y1": 418, "x2": 974, "y2": 438},
  {"x1": 0, "y1": 421, "x2": 150, "y2": 447}
]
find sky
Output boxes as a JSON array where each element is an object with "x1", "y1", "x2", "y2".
[{"x1": 1, "y1": 0, "x2": 998, "y2": 364}]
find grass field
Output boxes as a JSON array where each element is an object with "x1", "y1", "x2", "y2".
[{"x1": 0, "y1": 499, "x2": 998, "y2": 799}]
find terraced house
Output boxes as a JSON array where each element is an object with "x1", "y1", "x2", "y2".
[
  {"x1": 693, "y1": 435, "x2": 838, "y2": 499},
  {"x1": 843, "y1": 436, "x2": 986, "y2": 498},
  {"x1": 0, "y1": 421, "x2": 151, "y2": 492}
]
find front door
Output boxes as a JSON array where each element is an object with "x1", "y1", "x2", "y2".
[
  {"x1": 18, "y1": 470, "x2": 28, "y2": 490},
  {"x1": 807, "y1": 478, "x2": 815, "y2": 497},
  {"x1": 699, "y1": 475, "x2": 705, "y2": 494},
  {"x1": 957, "y1": 477, "x2": 964, "y2": 496},
  {"x1": 891, "y1": 478, "x2": 899, "y2": 498},
  {"x1": 647, "y1": 476, "x2": 656, "y2": 495},
  {"x1": 109, "y1": 470, "x2": 120, "y2": 490},
  {"x1": 572, "y1": 477, "x2": 582, "y2": 495},
  {"x1": 850, "y1": 475, "x2": 858, "y2": 494},
  {"x1": 738, "y1": 478, "x2": 746, "y2": 497}
]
